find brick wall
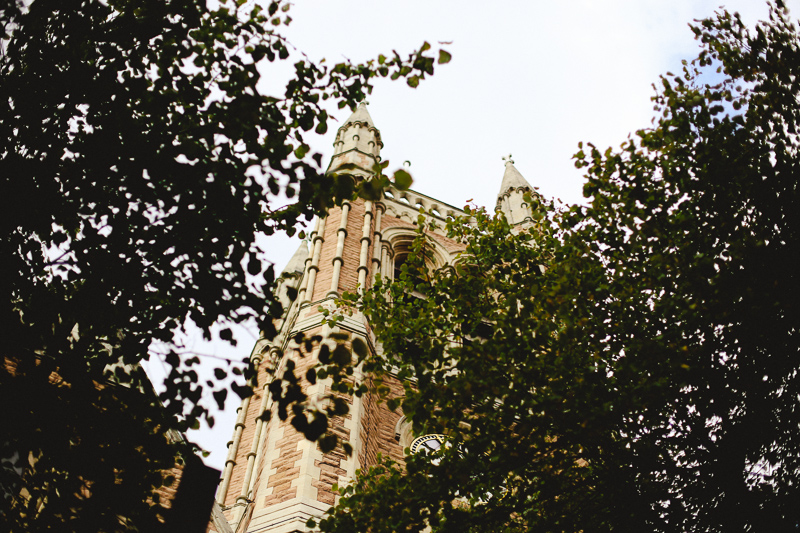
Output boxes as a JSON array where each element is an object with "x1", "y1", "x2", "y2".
[
  {"x1": 359, "y1": 375, "x2": 406, "y2": 469},
  {"x1": 261, "y1": 425, "x2": 302, "y2": 507},
  {"x1": 312, "y1": 408, "x2": 352, "y2": 505}
]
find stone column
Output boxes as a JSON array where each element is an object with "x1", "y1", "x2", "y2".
[
  {"x1": 381, "y1": 245, "x2": 392, "y2": 283},
  {"x1": 328, "y1": 202, "x2": 350, "y2": 296},
  {"x1": 217, "y1": 395, "x2": 251, "y2": 505},
  {"x1": 301, "y1": 216, "x2": 326, "y2": 306},
  {"x1": 357, "y1": 201, "x2": 373, "y2": 293},
  {"x1": 235, "y1": 356, "x2": 271, "y2": 510},
  {"x1": 371, "y1": 204, "x2": 384, "y2": 285}
]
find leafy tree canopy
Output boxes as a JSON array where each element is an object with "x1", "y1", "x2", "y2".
[
  {"x1": 0, "y1": 0, "x2": 447, "y2": 529},
  {"x1": 295, "y1": 2, "x2": 800, "y2": 531}
]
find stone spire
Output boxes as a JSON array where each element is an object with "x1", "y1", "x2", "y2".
[
  {"x1": 326, "y1": 101, "x2": 383, "y2": 179},
  {"x1": 496, "y1": 155, "x2": 535, "y2": 227}
]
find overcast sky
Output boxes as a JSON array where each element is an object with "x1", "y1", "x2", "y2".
[{"x1": 148, "y1": 0, "x2": 800, "y2": 470}]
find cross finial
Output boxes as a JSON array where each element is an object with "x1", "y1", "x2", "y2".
[{"x1": 502, "y1": 154, "x2": 514, "y2": 165}]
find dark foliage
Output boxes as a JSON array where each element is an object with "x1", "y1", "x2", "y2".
[{"x1": 0, "y1": 0, "x2": 446, "y2": 529}]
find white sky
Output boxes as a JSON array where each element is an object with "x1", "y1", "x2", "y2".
[{"x1": 149, "y1": 0, "x2": 800, "y2": 471}]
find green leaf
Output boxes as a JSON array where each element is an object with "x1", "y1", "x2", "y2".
[
  {"x1": 247, "y1": 257, "x2": 261, "y2": 275},
  {"x1": 438, "y1": 49, "x2": 452, "y2": 64},
  {"x1": 319, "y1": 433, "x2": 338, "y2": 453},
  {"x1": 286, "y1": 286, "x2": 298, "y2": 301},
  {"x1": 219, "y1": 328, "x2": 234, "y2": 344},
  {"x1": 352, "y1": 337, "x2": 368, "y2": 359},
  {"x1": 393, "y1": 169, "x2": 413, "y2": 190},
  {"x1": 332, "y1": 345, "x2": 351, "y2": 365},
  {"x1": 332, "y1": 397, "x2": 349, "y2": 416},
  {"x1": 213, "y1": 389, "x2": 228, "y2": 410},
  {"x1": 318, "y1": 345, "x2": 331, "y2": 364},
  {"x1": 294, "y1": 143, "x2": 310, "y2": 159}
]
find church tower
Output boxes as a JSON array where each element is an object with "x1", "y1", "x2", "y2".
[{"x1": 209, "y1": 105, "x2": 531, "y2": 533}]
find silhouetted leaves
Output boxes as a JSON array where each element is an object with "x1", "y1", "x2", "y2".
[
  {"x1": 0, "y1": 1, "x2": 450, "y2": 527},
  {"x1": 212, "y1": 389, "x2": 228, "y2": 411}
]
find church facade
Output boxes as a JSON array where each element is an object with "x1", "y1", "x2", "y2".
[{"x1": 209, "y1": 104, "x2": 535, "y2": 533}]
